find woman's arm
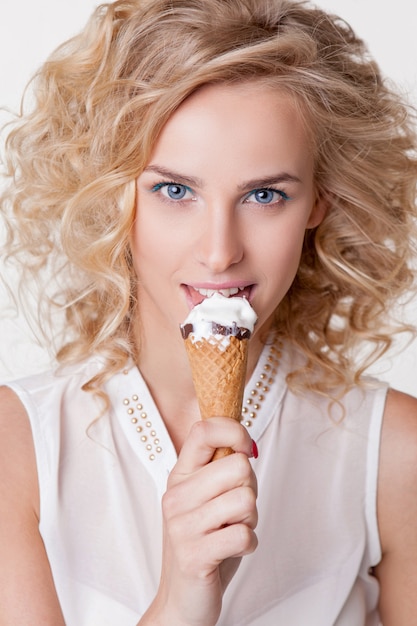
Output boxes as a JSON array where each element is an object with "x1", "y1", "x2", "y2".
[
  {"x1": 0, "y1": 386, "x2": 66, "y2": 625},
  {"x1": 374, "y1": 388, "x2": 417, "y2": 624}
]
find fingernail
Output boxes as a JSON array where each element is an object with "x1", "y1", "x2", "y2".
[{"x1": 251, "y1": 439, "x2": 259, "y2": 459}]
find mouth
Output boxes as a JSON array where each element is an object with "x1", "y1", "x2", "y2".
[{"x1": 184, "y1": 284, "x2": 254, "y2": 307}]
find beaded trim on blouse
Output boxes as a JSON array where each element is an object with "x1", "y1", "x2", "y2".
[{"x1": 121, "y1": 340, "x2": 282, "y2": 462}]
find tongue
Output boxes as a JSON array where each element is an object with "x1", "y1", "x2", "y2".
[{"x1": 189, "y1": 288, "x2": 206, "y2": 307}]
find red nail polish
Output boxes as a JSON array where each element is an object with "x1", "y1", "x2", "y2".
[{"x1": 252, "y1": 439, "x2": 259, "y2": 459}]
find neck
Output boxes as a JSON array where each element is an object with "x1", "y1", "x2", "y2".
[{"x1": 132, "y1": 317, "x2": 199, "y2": 452}]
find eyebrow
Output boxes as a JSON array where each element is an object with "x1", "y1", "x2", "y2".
[
  {"x1": 143, "y1": 165, "x2": 301, "y2": 190},
  {"x1": 237, "y1": 174, "x2": 302, "y2": 191},
  {"x1": 143, "y1": 165, "x2": 204, "y2": 188}
]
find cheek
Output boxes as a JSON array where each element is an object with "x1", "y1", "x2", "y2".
[
  {"x1": 261, "y1": 217, "x2": 307, "y2": 268},
  {"x1": 131, "y1": 205, "x2": 170, "y2": 262},
  {"x1": 130, "y1": 215, "x2": 162, "y2": 276},
  {"x1": 133, "y1": 195, "x2": 195, "y2": 249},
  {"x1": 130, "y1": 207, "x2": 192, "y2": 283}
]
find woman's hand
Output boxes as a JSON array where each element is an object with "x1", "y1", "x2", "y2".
[{"x1": 141, "y1": 417, "x2": 258, "y2": 626}]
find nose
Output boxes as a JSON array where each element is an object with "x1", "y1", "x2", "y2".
[{"x1": 196, "y1": 202, "x2": 244, "y2": 273}]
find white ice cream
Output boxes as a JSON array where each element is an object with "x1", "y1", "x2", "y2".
[{"x1": 181, "y1": 293, "x2": 257, "y2": 345}]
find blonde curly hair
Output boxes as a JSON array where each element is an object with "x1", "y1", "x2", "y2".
[{"x1": 2, "y1": 0, "x2": 417, "y2": 395}]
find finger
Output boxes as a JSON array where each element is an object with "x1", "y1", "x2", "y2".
[
  {"x1": 204, "y1": 485, "x2": 258, "y2": 530},
  {"x1": 173, "y1": 417, "x2": 253, "y2": 477},
  {"x1": 165, "y1": 451, "x2": 257, "y2": 516},
  {"x1": 204, "y1": 523, "x2": 258, "y2": 563},
  {"x1": 165, "y1": 484, "x2": 257, "y2": 554},
  {"x1": 165, "y1": 504, "x2": 258, "y2": 579}
]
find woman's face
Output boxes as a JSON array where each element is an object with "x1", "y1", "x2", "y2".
[{"x1": 133, "y1": 82, "x2": 324, "y2": 343}]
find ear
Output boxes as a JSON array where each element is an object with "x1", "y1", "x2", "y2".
[{"x1": 306, "y1": 194, "x2": 327, "y2": 229}]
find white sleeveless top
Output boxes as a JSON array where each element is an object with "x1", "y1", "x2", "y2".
[{"x1": 5, "y1": 344, "x2": 386, "y2": 625}]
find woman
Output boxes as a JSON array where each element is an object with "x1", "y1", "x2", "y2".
[{"x1": 1, "y1": 1, "x2": 417, "y2": 624}]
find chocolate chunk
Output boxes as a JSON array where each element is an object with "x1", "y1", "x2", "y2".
[
  {"x1": 180, "y1": 323, "x2": 194, "y2": 339},
  {"x1": 180, "y1": 322, "x2": 251, "y2": 340}
]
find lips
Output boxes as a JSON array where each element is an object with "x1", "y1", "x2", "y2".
[{"x1": 184, "y1": 284, "x2": 254, "y2": 307}]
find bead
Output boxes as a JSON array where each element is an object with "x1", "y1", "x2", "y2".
[{"x1": 124, "y1": 340, "x2": 281, "y2": 464}]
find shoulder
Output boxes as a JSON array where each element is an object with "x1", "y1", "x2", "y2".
[
  {"x1": 0, "y1": 384, "x2": 39, "y2": 516},
  {"x1": 2, "y1": 356, "x2": 104, "y2": 394},
  {"x1": 379, "y1": 388, "x2": 417, "y2": 501},
  {"x1": 0, "y1": 358, "x2": 105, "y2": 487},
  {"x1": 1, "y1": 357, "x2": 105, "y2": 418},
  {"x1": 0, "y1": 385, "x2": 66, "y2": 622},
  {"x1": 378, "y1": 388, "x2": 417, "y2": 541},
  {"x1": 374, "y1": 388, "x2": 417, "y2": 619}
]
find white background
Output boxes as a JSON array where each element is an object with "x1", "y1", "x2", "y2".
[{"x1": 1, "y1": 0, "x2": 416, "y2": 394}]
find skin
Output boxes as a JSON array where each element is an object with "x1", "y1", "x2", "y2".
[{"x1": 0, "y1": 82, "x2": 416, "y2": 625}]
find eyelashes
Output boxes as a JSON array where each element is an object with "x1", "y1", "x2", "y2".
[
  {"x1": 150, "y1": 181, "x2": 292, "y2": 206},
  {"x1": 244, "y1": 188, "x2": 291, "y2": 204},
  {"x1": 151, "y1": 182, "x2": 195, "y2": 201}
]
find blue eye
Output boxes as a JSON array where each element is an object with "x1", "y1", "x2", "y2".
[
  {"x1": 248, "y1": 188, "x2": 291, "y2": 204},
  {"x1": 151, "y1": 182, "x2": 193, "y2": 200}
]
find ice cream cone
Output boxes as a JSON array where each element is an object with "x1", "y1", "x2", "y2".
[
  {"x1": 180, "y1": 293, "x2": 257, "y2": 461},
  {"x1": 184, "y1": 334, "x2": 249, "y2": 460}
]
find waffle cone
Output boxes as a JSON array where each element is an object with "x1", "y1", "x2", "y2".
[{"x1": 184, "y1": 334, "x2": 248, "y2": 460}]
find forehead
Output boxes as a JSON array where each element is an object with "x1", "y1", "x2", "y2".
[
  {"x1": 165, "y1": 81, "x2": 308, "y2": 136},
  {"x1": 148, "y1": 82, "x2": 314, "y2": 179}
]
